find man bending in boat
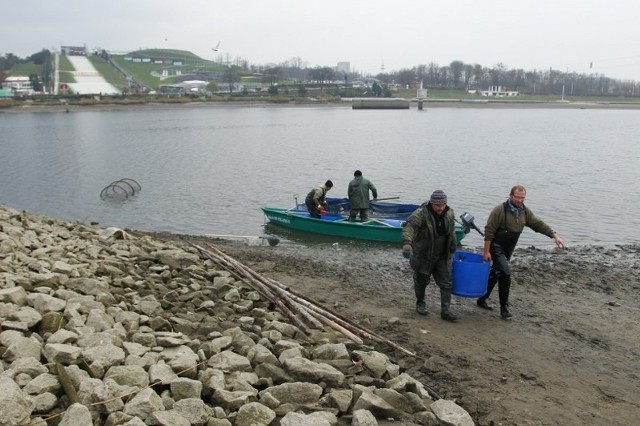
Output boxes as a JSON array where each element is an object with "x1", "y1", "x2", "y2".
[
  {"x1": 347, "y1": 170, "x2": 377, "y2": 221},
  {"x1": 305, "y1": 180, "x2": 333, "y2": 219}
]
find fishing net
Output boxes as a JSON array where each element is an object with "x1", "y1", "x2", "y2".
[{"x1": 100, "y1": 178, "x2": 141, "y2": 201}]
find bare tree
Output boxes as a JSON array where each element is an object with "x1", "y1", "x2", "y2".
[
  {"x1": 449, "y1": 60, "x2": 464, "y2": 89},
  {"x1": 396, "y1": 68, "x2": 416, "y2": 87},
  {"x1": 223, "y1": 66, "x2": 240, "y2": 94},
  {"x1": 426, "y1": 62, "x2": 440, "y2": 87},
  {"x1": 463, "y1": 63, "x2": 474, "y2": 89}
]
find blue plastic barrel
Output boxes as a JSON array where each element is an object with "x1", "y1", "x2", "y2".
[{"x1": 452, "y1": 251, "x2": 490, "y2": 298}]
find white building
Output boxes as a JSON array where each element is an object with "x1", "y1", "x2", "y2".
[
  {"x1": 336, "y1": 62, "x2": 350, "y2": 74},
  {"x1": 479, "y1": 85, "x2": 519, "y2": 97},
  {"x1": 2, "y1": 76, "x2": 34, "y2": 96}
]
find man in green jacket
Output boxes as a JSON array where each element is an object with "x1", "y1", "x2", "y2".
[
  {"x1": 477, "y1": 185, "x2": 566, "y2": 319},
  {"x1": 402, "y1": 190, "x2": 459, "y2": 322},
  {"x1": 347, "y1": 170, "x2": 377, "y2": 221}
]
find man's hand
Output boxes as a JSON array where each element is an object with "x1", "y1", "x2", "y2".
[
  {"x1": 552, "y1": 233, "x2": 567, "y2": 250},
  {"x1": 402, "y1": 244, "x2": 412, "y2": 259}
]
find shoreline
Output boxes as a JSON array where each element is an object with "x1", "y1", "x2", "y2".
[
  {"x1": 2, "y1": 204, "x2": 640, "y2": 424},
  {"x1": 3, "y1": 98, "x2": 640, "y2": 114}
]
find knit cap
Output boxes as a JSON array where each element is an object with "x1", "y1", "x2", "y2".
[{"x1": 430, "y1": 190, "x2": 447, "y2": 205}]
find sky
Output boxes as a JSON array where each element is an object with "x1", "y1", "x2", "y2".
[{"x1": 4, "y1": 0, "x2": 640, "y2": 81}]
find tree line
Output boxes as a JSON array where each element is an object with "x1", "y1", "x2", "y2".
[
  {"x1": 247, "y1": 57, "x2": 639, "y2": 97},
  {"x1": 0, "y1": 50, "x2": 53, "y2": 92},
  {"x1": 2, "y1": 50, "x2": 638, "y2": 97}
]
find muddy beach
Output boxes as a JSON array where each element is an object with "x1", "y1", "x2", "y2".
[{"x1": 190, "y1": 236, "x2": 640, "y2": 425}]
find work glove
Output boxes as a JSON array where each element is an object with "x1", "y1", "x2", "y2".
[
  {"x1": 317, "y1": 205, "x2": 322, "y2": 210},
  {"x1": 323, "y1": 200, "x2": 328, "y2": 206},
  {"x1": 402, "y1": 244, "x2": 412, "y2": 259}
]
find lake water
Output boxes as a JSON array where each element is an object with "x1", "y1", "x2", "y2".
[{"x1": 1, "y1": 104, "x2": 639, "y2": 249}]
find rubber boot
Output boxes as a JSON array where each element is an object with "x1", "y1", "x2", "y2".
[
  {"x1": 414, "y1": 276, "x2": 428, "y2": 315},
  {"x1": 477, "y1": 273, "x2": 497, "y2": 310},
  {"x1": 440, "y1": 289, "x2": 458, "y2": 322},
  {"x1": 500, "y1": 304, "x2": 512, "y2": 319},
  {"x1": 498, "y1": 275, "x2": 512, "y2": 319}
]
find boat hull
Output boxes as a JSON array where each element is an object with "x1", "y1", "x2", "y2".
[{"x1": 261, "y1": 207, "x2": 465, "y2": 244}]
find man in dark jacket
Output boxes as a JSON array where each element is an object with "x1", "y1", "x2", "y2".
[
  {"x1": 305, "y1": 180, "x2": 333, "y2": 218},
  {"x1": 477, "y1": 185, "x2": 566, "y2": 319},
  {"x1": 402, "y1": 190, "x2": 459, "y2": 322},
  {"x1": 347, "y1": 170, "x2": 377, "y2": 221}
]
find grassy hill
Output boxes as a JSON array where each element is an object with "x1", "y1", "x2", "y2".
[
  {"x1": 110, "y1": 49, "x2": 229, "y2": 90},
  {"x1": 89, "y1": 56, "x2": 128, "y2": 90},
  {"x1": 57, "y1": 55, "x2": 76, "y2": 84},
  {"x1": 8, "y1": 62, "x2": 42, "y2": 77}
]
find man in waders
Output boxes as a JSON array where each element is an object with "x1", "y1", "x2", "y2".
[
  {"x1": 347, "y1": 170, "x2": 377, "y2": 221},
  {"x1": 477, "y1": 185, "x2": 566, "y2": 319},
  {"x1": 305, "y1": 180, "x2": 333, "y2": 218},
  {"x1": 402, "y1": 190, "x2": 459, "y2": 322}
]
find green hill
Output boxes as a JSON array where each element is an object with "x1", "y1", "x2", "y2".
[
  {"x1": 9, "y1": 62, "x2": 42, "y2": 77},
  {"x1": 110, "y1": 49, "x2": 229, "y2": 90}
]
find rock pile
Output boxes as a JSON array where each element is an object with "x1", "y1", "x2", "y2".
[{"x1": 0, "y1": 205, "x2": 474, "y2": 426}]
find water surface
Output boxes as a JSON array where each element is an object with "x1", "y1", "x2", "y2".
[{"x1": 1, "y1": 104, "x2": 638, "y2": 248}]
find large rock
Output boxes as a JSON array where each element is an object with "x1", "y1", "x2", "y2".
[
  {"x1": 259, "y1": 382, "x2": 323, "y2": 405},
  {"x1": 283, "y1": 356, "x2": 345, "y2": 387},
  {"x1": 0, "y1": 286, "x2": 28, "y2": 305},
  {"x1": 0, "y1": 376, "x2": 34, "y2": 426},
  {"x1": 430, "y1": 399, "x2": 475, "y2": 426},
  {"x1": 123, "y1": 388, "x2": 165, "y2": 421},
  {"x1": 59, "y1": 403, "x2": 93, "y2": 426},
  {"x1": 235, "y1": 401, "x2": 276, "y2": 426}
]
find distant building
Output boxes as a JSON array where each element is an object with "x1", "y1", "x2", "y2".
[
  {"x1": 3, "y1": 76, "x2": 33, "y2": 96},
  {"x1": 158, "y1": 80, "x2": 208, "y2": 96},
  {"x1": 61, "y1": 45, "x2": 87, "y2": 56},
  {"x1": 336, "y1": 62, "x2": 350, "y2": 74},
  {"x1": 479, "y1": 85, "x2": 519, "y2": 97}
]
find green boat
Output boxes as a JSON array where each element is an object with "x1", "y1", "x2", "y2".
[{"x1": 261, "y1": 206, "x2": 466, "y2": 244}]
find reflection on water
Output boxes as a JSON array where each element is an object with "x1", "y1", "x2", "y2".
[{"x1": 1, "y1": 105, "x2": 639, "y2": 248}]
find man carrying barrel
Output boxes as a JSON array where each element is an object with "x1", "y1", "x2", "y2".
[
  {"x1": 477, "y1": 184, "x2": 566, "y2": 319},
  {"x1": 402, "y1": 190, "x2": 459, "y2": 322}
]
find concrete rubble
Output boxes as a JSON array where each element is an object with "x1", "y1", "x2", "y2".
[{"x1": 0, "y1": 205, "x2": 474, "y2": 425}]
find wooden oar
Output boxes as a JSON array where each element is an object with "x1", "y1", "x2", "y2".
[
  {"x1": 365, "y1": 218, "x2": 395, "y2": 227},
  {"x1": 371, "y1": 196, "x2": 400, "y2": 201},
  {"x1": 204, "y1": 234, "x2": 280, "y2": 246}
]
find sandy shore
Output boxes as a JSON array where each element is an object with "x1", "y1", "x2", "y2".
[{"x1": 201, "y1": 235, "x2": 640, "y2": 425}]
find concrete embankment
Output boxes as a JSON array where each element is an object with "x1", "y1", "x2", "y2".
[{"x1": 0, "y1": 205, "x2": 474, "y2": 426}]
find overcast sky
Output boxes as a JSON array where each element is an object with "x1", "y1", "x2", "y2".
[{"x1": 4, "y1": 0, "x2": 640, "y2": 80}]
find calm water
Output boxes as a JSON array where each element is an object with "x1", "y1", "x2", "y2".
[{"x1": 1, "y1": 104, "x2": 639, "y2": 248}]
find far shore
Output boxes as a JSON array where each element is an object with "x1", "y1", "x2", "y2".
[{"x1": 3, "y1": 97, "x2": 640, "y2": 113}]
